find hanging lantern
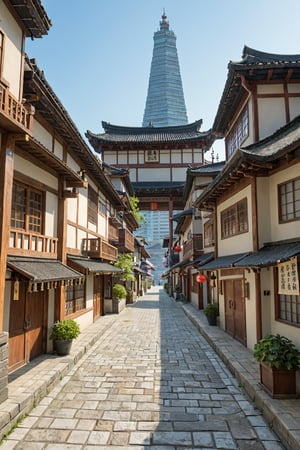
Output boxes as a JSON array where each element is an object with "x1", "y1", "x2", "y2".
[
  {"x1": 197, "y1": 274, "x2": 207, "y2": 283},
  {"x1": 174, "y1": 245, "x2": 182, "y2": 252}
]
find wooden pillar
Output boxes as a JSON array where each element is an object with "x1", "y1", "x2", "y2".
[
  {"x1": 168, "y1": 195, "x2": 173, "y2": 264},
  {"x1": 55, "y1": 176, "x2": 67, "y2": 321},
  {"x1": 0, "y1": 134, "x2": 15, "y2": 330},
  {"x1": 255, "y1": 271, "x2": 262, "y2": 341}
]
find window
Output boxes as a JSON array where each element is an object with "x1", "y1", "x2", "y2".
[
  {"x1": 226, "y1": 107, "x2": 249, "y2": 158},
  {"x1": 145, "y1": 150, "x2": 159, "y2": 162},
  {"x1": 279, "y1": 177, "x2": 300, "y2": 222},
  {"x1": 221, "y1": 198, "x2": 248, "y2": 239},
  {"x1": 11, "y1": 182, "x2": 43, "y2": 233},
  {"x1": 277, "y1": 294, "x2": 300, "y2": 325},
  {"x1": 204, "y1": 221, "x2": 214, "y2": 247},
  {"x1": 88, "y1": 186, "x2": 98, "y2": 225},
  {"x1": 65, "y1": 282, "x2": 86, "y2": 316},
  {"x1": 99, "y1": 198, "x2": 108, "y2": 216}
]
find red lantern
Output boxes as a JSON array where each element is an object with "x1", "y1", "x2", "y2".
[
  {"x1": 174, "y1": 245, "x2": 182, "y2": 252},
  {"x1": 197, "y1": 274, "x2": 207, "y2": 283}
]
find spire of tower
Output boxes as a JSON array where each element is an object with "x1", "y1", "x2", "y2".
[{"x1": 142, "y1": 13, "x2": 188, "y2": 127}]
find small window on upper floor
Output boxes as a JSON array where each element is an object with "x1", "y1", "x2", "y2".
[
  {"x1": 88, "y1": 186, "x2": 98, "y2": 225},
  {"x1": 221, "y1": 198, "x2": 248, "y2": 239},
  {"x1": 226, "y1": 107, "x2": 249, "y2": 159},
  {"x1": 145, "y1": 149, "x2": 159, "y2": 163},
  {"x1": 0, "y1": 32, "x2": 4, "y2": 80},
  {"x1": 278, "y1": 177, "x2": 300, "y2": 223},
  {"x1": 11, "y1": 182, "x2": 44, "y2": 234}
]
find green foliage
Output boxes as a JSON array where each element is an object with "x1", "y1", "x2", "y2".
[
  {"x1": 114, "y1": 253, "x2": 135, "y2": 282},
  {"x1": 129, "y1": 196, "x2": 146, "y2": 224},
  {"x1": 203, "y1": 303, "x2": 219, "y2": 318},
  {"x1": 253, "y1": 334, "x2": 300, "y2": 370},
  {"x1": 50, "y1": 319, "x2": 80, "y2": 341},
  {"x1": 175, "y1": 283, "x2": 182, "y2": 293},
  {"x1": 112, "y1": 283, "x2": 127, "y2": 300}
]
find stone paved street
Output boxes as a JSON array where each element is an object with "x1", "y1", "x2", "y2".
[{"x1": 2, "y1": 287, "x2": 285, "y2": 449}]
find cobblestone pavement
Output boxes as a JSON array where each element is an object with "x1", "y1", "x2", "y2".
[{"x1": 2, "y1": 287, "x2": 285, "y2": 449}]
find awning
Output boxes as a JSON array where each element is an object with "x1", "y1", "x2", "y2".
[
  {"x1": 67, "y1": 256, "x2": 122, "y2": 275},
  {"x1": 169, "y1": 259, "x2": 191, "y2": 271},
  {"x1": 234, "y1": 241, "x2": 300, "y2": 268},
  {"x1": 7, "y1": 257, "x2": 83, "y2": 282},
  {"x1": 200, "y1": 252, "x2": 250, "y2": 270},
  {"x1": 193, "y1": 252, "x2": 215, "y2": 267}
]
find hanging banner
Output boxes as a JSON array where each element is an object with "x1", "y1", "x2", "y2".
[{"x1": 278, "y1": 257, "x2": 299, "y2": 295}]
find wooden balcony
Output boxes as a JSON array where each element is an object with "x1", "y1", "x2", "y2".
[
  {"x1": 118, "y1": 228, "x2": 135, "y2": 253},
  {"x1": 108, "y1": 223, "x2": 119, "y2": 245},
  {"x1": 183, "y1": 234, "x2": 203, "y2": 260},
  {"x1": 82, "y1": 237, "x2": 118, "y2": 262},
  {"x1": 9, "y1": 229, "x2": 58, "y2": 258},
  {"x1": 0, "y1": 84, "x2": 34, "y2": 133}
]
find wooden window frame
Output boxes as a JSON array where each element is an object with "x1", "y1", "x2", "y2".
[
  {"x1": 10, "y1": 181, "x2": 45, "y2": 234},
  {"x1": 278, "y1": 176, "x2": 300, "y2": 223},
  {"x1": 204, "y1": 221, "x2": 214, "y2": 247},
  {"x1": 88, "y1": 186, "x2": 98, "y2": 225},
  {"x1": 226, "y1": 107, "x2": 249, "y2": 158},
  {"x1": 221, "y1": 198, "x2": 248, "y2": 239},
  {"x1": 65, "y1": 282, "x2": 86, "y2": 316},
  {"x1": 274, "y1": 266, "x2": 300, "y2": 327}
]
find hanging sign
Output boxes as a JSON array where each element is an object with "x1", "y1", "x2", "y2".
[{"x1": 278, "y1": 257, "x2": 299, "y2": 295}]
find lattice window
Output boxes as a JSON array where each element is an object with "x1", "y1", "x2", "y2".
[
  {"x1": 221, "y1": 198, "x2": 248, "y2": 239},
  {"x1": 226, "y1": 107, "x2": 249, "y2": 158},
  {"x1": 11, "y1": 182, "x2": 43, "y2": 233},
  {"x1": 279, "y1": 177, "x2": 300, "y2": 222},
  {"x1": 88, "y1": 186, "x2": 98, "y2": 225},
  {"x1": 65, "y1": 282, "x2": 86, "y2": 316}
]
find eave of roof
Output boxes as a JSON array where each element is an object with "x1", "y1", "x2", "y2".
[
  {"x1": 67, "y1": 256, "x2": 122, "y2": 274},
  {"x1": 10, "y1": 0, "x2": 52, "y2": 38},
  {"x1": 234, "y1": 240, "x2": 300, "y2": 268},
  {"x1": 183, "y1": 161, "x2": 226, "y2": 203},
  {"x1": 201, "y1": 252, "x2": 250, "y2": 270},
  {"x1": 213, "y1": 46, "x2": 300, "y2": 134}
]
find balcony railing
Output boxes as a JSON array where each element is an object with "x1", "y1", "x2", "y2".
[
  {"x1": 0, "y1": 84, "x2": 33, "y2": 132},
  {"x1": 9, "y1": 229, "x2": 58, "y2": 258},
  {"x1": 118, "y1": 228, "x2": 135, "y2": 253},
  {"x1": 108, "y1": 224, "x2": 119, "y2": 244},
  {"x1": 82, "y1": 237, "x2": 118, "y2": 262},
  {"x1": 183, "y1": 234, "x2": 203, "y2": 260}
]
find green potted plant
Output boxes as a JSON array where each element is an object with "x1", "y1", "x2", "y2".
[
  {"x1": 112, "y1": 283, "x2": 127, "y2": 313},
  {"x1": 50, "y1": 319, "x2": 80, "y2": 356},
  {"x1": 253, "y1": 334, "x2": 300, "y2": 398},
  {"x1": 203, "y1": 303, "x2": 218, "y2": 326}
]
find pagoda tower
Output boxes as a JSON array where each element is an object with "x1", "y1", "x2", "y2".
[{"x1": 142, "y1": 11, "x2": 188, "y2": 127}]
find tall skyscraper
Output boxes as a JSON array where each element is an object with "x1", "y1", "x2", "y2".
[{"x1": 142, "y1": 11, "x2": 188, "y2": 127}]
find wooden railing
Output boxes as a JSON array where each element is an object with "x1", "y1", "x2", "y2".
[
  {"x1": 0, "y1": 84, "x2": 33, "y2": 132},
  {"x1": 118, "y1": 228, "x2": 135, "y2": 252},
  {"x1": 183, "y1": 234, "x2": 203, "y2": 260},
  {"x1": 9, "y1": 229, "x2": 58, "y2": 258},
  {"x1": 82, "y1": 237, "x2": 118, "y2": 262},
  {"x1": 108, "y1": 224, "x2": 119, "y2": 244}
]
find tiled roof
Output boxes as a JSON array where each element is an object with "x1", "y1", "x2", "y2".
[
  {"x1": 67, "y1": 256, "x2": 122, "y2": 274},
  {"x1": 201, "y1": 253, "x2": 250, "y2": 270},
  {"x1": 234, "y1": 241, "x2": 300, "y2": 268},
  {"x1": 7, "y1": 257, "x2": 82, "y2": 282},
  {"x1": 86, "y1": 120, "x2": 215, "y2": 149},
  {"x1": 213, "y1": 46, "x2": 300, "y2": 134}
]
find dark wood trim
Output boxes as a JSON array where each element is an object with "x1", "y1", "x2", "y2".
[
  {"x1": 255, "y1": 271, "x2": 262, "y2": 342},
  {"x1": 284, "y1": 83, "x2": 290, "y2": 123},
  {"x1": 220, "y1": 268, "x2": 244, "y2": 277},
  {"x1": 251, "y1": 177, "x2": 259, "y2": 251}
]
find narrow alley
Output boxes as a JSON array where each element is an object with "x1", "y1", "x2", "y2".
[{"x1": 2, "y1": 288, "x2": 285, "y2": 449}]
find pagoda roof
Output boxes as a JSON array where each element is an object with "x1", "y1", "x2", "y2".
[
  {"x1": 10, "y1": 0, "x2": 52, "y2": 38},
  {"x1": 213, "y1": 46, "x2": 300, "y2": 134},
  {"x1": 86, "y1": 120, "x2": 215, "y2": 151}
]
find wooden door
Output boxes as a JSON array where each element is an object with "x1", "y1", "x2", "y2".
[
  {"x1": 224, "y1": 279, "x2": 246, "y2": 345},
  {"x1": 9, "y1": 284, "x2": 47, "y2": 372},
  {"x1": 93, "y1": 275, "x2": 103, "y2": 320}
]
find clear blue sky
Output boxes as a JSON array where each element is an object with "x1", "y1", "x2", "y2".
[{"x1": 27, "y1": 0, "x2": 300, "y2": 161}]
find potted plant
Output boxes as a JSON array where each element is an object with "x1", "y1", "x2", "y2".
[
  {"x1": 253, "y1": 334, "x2": 300, "y2": 398},
  {"x1": 175, "y1": 283, "x2": 182, "y2": 301},
  {"x1": 50, "y1": 319, "x2": 80, "y2": 356},
  {"x1": 203, "y1": 303, "x2": 218, "y2": 326},
  {"x1": 112, "y1": 283, "x2": 127, "y2": 313}
]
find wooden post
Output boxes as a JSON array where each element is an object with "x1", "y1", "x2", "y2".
[
  {"x1": 55, "y1": 176, "x2": 67, "y2": 321},
  {"x1": 0, "y1": 134, "x2": 15, "y2": 330},
  {"x1": 168, "y1": 195, "x2": 173, "y2": 265}
]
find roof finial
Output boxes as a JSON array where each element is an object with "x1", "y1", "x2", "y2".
[{"x1": 160, "y1": 8, "x2": 169, "y2": 29}]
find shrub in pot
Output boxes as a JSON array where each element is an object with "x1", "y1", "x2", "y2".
[
  {"x1": 50, "y1": 319, "x2": 80, "y2": 356},
  {"x1": 253, "y1": 334, "x2": 300, "y2": 398},
  {"x1": 203, "y1": 303, "x2": 218, "y2": 326},
  {"x1": 112, "y1": 283, "x2": 127, "y2": 313}
]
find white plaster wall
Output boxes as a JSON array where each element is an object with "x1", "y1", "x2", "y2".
[
  {"x1": 289, "y1": 97, "x2": 300, "y2": 121},
  {"x1": 14, "y1": 154, "x2": 58, "y2": 190},
  {"x1": 53, "y1": 139, "x2": 63, "y2": 160},
  {"x1": 182, "y1": 150, "x2": 193, "y2": 164},
  {"x1": 32, "y1": 121, "x2": 52, "y2": 151},
  {"x1": 0, "y1": 3, "x2": 23, "y2": 97},
  {"x1": 76, "y1": 310, "x2": 93, "y2": 332},
  {"x1": 217, "y1": 185, "x2": 253, "y2": 256},
  {"x1": 67, "y1": 224, "x2": 76, "y2": 248},
  {"x1": 128, "y1": 151, "x2": 137, "y2": 164},
  {"x1": 45, "y1": 192, "x2": 58, "y2": 236},
  {"x1": 268, "y1": 162, "x2": 300, "y2": 242},
  {"x1": 104, "y1": 153, "x2": 117, "y2": 165},
  {"x1": 170, "y1": 150, "x2": 182, "y2": 164},
  {"x1": 98, "y1": 214, "x2": 107, "y2": 238},
  {"x1": 118, "y1": 153, "x2": 128, "y2": 165},
  {"x1": 160, "y1": 150, "x2": 170, "y2": 164},
  {"x1": 77, "y1": 228, "x2": 86, "y2": 251},
  {"x1": 77, "y1": 191, "x2": 88, "y2": 228},
  {"x1": 67, "y1": 153, "x2": 80, "y2": 172},
  {"x1": 85, "y1": 275, "x2": 94, "y2": 310},
  {"x1": 172, "y1": 167, "x2": 188, "y2": 183},
  {"x1": 257, "y1": 84, "x2": 284, "y2": 95},
  {"x1": 258, "y1": 97, "x2": 286, "y2": 140},
  {"x1": 193, "y1": 149, "x2": 203, "y2": 165},
  {"x1": 256, "y1": 177, "x2": 271, "y2": 247},
  {"x1": 67, "y1": 197, "x2": 77, "y2": 222},
  {"x1": 139, "y1": 167, "x2": 170, "y2": 182}
]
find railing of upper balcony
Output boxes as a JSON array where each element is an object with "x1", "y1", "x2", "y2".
[
  {"x1": 0, "y1": 84, "x2": 33, "y2": 132},
  {"x1": 82, "y1": 237, "x2": 118, "y2": 262},
  {"x1": 183, "y1": 234, "x2": 203, "y2": 260},
  {"x1": 118, "y1": 228, "x2": 135, "y2": 253},
  {"x1": 9, "y1": 229, "x2": 58, "y2": 258}
]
